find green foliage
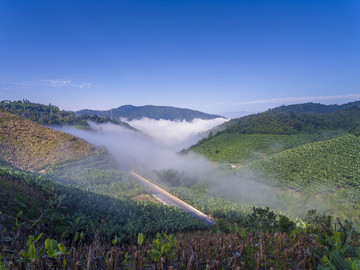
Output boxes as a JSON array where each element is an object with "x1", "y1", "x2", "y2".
[
  {"x1": 314, "y1": 219, "x2": 360, "y2": 270},
  {"x1": 45, "y1": 238, "x2": 69, "y2": 258},
  {"x1": 19, "y1": 234, "x2": 45, "y2": 262},
  {"x1": 216, "y1": 219, "x2": 231, "y2": 233},
  {"x1": 137, "y1": 233, "x2": 145, "y2": 247},
  {"x1": 0, "y1": 253, "x2": 6, "y2": 270},
  {"x1": 350, "y1": 125, "x2": 360, "y2": 136},
  {"x1": 278, "y1": 215, "x2": 296, "y2": 233},
  {"x1": 306, "y1": 209, "x2": 333, "y2": 236},
  {"x1": 245, "y1": 207, "x2": 278, "y2": 232},
  {"x1": 147, "y1": 232, "x2": 177, "y2": 263}
]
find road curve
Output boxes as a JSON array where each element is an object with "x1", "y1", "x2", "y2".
[{"x1": 129, "y1": 171, "x2": 215, "y2": 225}]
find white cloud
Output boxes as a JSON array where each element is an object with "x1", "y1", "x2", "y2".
[
  {"x1": 39, "y1": 79, "x2": 93, "y2": 89},
  {"x1": 127, "y1": 117, "x2": 228, "y2": 150},
  {"x1": 234, "y1": 94, "x2": 360, "y2": 106}
]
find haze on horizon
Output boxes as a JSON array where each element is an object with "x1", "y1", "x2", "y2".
[{"x1": 1, "y1": 0, "x2": 359, "y2": 116}]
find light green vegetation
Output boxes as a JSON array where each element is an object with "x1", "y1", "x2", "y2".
[
  {"x1": 192, "y1": 132, "x2": 342, "y2": 163},
  {"x1": 246, "y1": 134, "x2": 360, "y2": 191},
  {"x1": 241, "y1": 134, "x2": 360, "y2": 227}
]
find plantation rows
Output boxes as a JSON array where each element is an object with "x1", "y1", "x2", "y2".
[
  {"x1": 245, "y1": 134, "x2": 360, "y2": 192},
  {"x1": 192, "y1": 132, "x2": 342, "y2": 163},
  {"x1": 0, "y1": 163, "x2": 209, "y2": 244},
  {"x1": 169, "y1": 186, "x2": 253, "y2": 223}
]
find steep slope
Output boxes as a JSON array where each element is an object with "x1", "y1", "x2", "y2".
[
  {"x1": 76, "y1": 104, "x2": 225, "y2": 121},
  {"x1": 0, "y1": 111, "x2": 96, "y2": 170}
]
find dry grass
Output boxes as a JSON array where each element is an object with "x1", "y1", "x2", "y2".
[{"x1": 0, "y1": 111, "x2": 96, "y2": 171}]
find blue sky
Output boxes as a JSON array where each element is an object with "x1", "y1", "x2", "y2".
[{"x1": 1, "y1": 0, "x2": 359, "y2": 115}]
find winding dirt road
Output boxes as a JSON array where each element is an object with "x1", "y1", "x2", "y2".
[{"x1": 129, "y1": 171, "x2": 215, "y2": 225}]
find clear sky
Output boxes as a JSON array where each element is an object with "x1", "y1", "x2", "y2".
[{"x1": 1, "y1": 0, "x2": 359, "y2": 115}]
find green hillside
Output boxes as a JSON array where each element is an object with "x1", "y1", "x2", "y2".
[
  {"x1": 241, "y1": 134, "x2": 360, "y2": 226},
  {"x1": 77, "y1": 104, "x2": 225, "y2": 121},
  {"x1": 222, "y1": 105, "x2": 360, "y2": 135},
  {"x1": 246, "y1": 134, "x2": 360, "y2": 192},
  {"x1": 191, "y1": 132, "x2": 342, "y2": 163},
  {"x1": 190, "y1": 103, "x2": 360, "y2": 163}
]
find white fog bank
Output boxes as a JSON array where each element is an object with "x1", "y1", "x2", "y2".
[
  {"x1": 55, "y1": 118, "x2": 227, "y2": 172},
  {"x1": 126, "y1": 117, "x2": 228, "y2": 150}
]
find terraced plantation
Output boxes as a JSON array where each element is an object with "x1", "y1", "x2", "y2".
[
  {"x1": 192, "y1": 132, "x2": 343, "y2": 163},
  {"x1": 246, "y1": 134, "x2": 360, "y2": 191}
]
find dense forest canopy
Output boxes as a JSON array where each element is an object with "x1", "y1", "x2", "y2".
[{"x1": 0, "y1": 100, "x2": 135, "y2": 129}]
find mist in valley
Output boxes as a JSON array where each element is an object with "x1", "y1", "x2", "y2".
[{"x1": 54, "y1": 118, "x2": 319, "y2": 218}]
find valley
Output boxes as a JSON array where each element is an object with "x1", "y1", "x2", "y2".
[{"x1": 0, "y1": 100, "x2": 359, "y2": 269}]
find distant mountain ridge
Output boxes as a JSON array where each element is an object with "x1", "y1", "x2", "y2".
[
  {"x1": 0, "y1": 100, "x2": 138, "y2": 131},
  {"x1": 264, "y1": 101, "x2": 360, "y2": 114},
  {"x1": 76, "y1": 105, "x2": 225, "y2": 121},
  {"x1": 213, "y1": 101, "x2": 360, "y2": 135}
]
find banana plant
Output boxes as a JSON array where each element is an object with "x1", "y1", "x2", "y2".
[
  {"x1": 147, "y1": 232, "x2": 177, "y2": 263},
  {"x1": 44, "y1": 238, "x2": 69, "y2": 258},
  {"x1": 19, "y1": 234, "x2": 45, "y2": 262}
]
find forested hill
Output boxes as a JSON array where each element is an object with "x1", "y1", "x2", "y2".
[
  {"x1": 0, "y1": 100, "x2": 137, "y2": 131},
  {"x1": 76, "y1": 104, "x2": 225, "y2": 121},
  {"x1": 218, "y1": 104, "x2": 360, "y2": 135},
  {"x1": 264, "y1": 100, "x2": 360, "y2": 115}
]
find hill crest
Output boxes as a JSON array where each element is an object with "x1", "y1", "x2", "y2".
[{"x1": 76, "y1": 104, "x2": 225, "y2": 121}]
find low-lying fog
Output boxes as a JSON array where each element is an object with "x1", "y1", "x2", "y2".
[
  {"x1": 55, "y1": 117, "x2": 303, "y2": 213},
  {"x1": 57, "y1": 117, "x2": 227, "y2": 172}
]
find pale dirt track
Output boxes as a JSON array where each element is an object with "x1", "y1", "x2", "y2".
[{"x1": 129, "y1": 171, "x2": 215, "y2": 225}]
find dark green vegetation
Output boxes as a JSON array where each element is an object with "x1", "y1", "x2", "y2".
[
  {"x1": 220, "y1": 105, "x2": 360, "y2": 135},
  {"x1": 209, "y1": 101, "x2": 360, "y2": 136},
  {"x1": 76, "y1": 104, "x2": 225, "y2": 121},
  {"x1": 265, "y1": 101, "x2": 360, "y2": 115},
  {"x1": 0, "y1": 100, "x2": 136, "y2": 130}
]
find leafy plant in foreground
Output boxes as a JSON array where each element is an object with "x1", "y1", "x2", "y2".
[{"x1": 19, "y1": 234, "x2": 45, "y2": 262}]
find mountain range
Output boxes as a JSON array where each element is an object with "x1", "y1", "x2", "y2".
[{"x1": 76, "y1": 104, "x2": 225, "y2": 121}]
